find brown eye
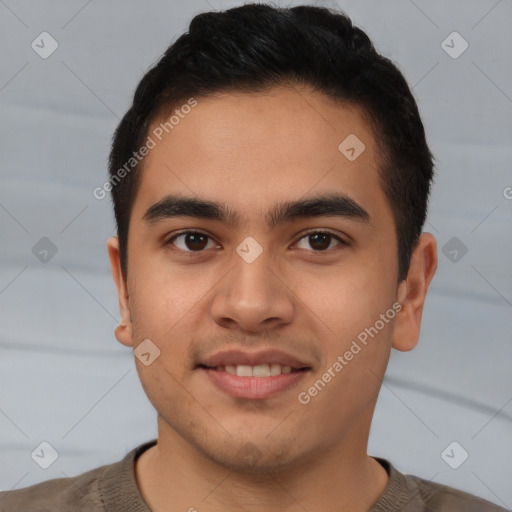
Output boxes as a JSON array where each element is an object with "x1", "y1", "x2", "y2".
[
  {"x1": 167, "y1": 231, "x2": 218, "y2": 252},
  {"x1": 295, "y1": 231, "x2": 344, "y2": 252}
]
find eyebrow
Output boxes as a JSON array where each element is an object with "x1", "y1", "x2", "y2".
[{"x1": 142, "y1": 192, "x2": 371, "y2": 229}]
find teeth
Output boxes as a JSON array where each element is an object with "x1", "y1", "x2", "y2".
[
  {"x1": 236, "y1": 365, "x2": 253, "y2": 377},
  {"x1": 253, "y1": 364, "x2": 271, "y2": 377},
  {"x1": 225, "y1": 365, "x2": 237, "y2": 375},
  {"x1": 270, "y1": 363, "x2": 282, "y2": 376},
  {"x1": 213, "y1": 364, "x2": 299, "y2": 377}
]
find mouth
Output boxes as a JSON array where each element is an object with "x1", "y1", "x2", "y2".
[{"x1": 196, "y1": 349, "x2": 312, "y2": 400}]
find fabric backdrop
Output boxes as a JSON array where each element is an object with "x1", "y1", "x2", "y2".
[{"x1": 1, "y1": 0, "x2": 511, "y2": 508}]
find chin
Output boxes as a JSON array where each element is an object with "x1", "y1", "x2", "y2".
[
  {"x1": 209, "y1": 450, "x2": 295, "y2": 476},
  {"x1": 197, "y1": 435, "x2": 311, "y2": 476}
]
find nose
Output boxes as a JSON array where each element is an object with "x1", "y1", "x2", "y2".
[{"x1": 210, "y1": 244, "x2": 295, "y2": 334}]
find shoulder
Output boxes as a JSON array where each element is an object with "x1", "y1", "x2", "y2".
[
  {"x1": 0, "y1": 460, "x2": 115, "y2": 512},
  {"x1": 373, "y1": 458, "x2": 509, "y2": 512},
  {"x1": 0, "y1": 440, "x2": 156, "y2": 512},
  {"x1": 410, "y1": 473, "x2": 509, "y2": 512}
]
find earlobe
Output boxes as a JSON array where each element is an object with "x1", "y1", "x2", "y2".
[
  {"x1": 392, "y1": 233, "x2": 438, "y2": 352},
  {"x1": 107, "y1": 236, "x2": 134, "y2": 347}
]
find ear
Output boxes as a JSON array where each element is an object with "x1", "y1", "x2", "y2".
[
  {"x1": 107, "y1": 236, "x2": 134, "y2": 347},
  {"x1": 392, "y1": 233, "x2": 438, "y2": 352}
]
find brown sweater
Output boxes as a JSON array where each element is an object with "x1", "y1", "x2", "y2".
[{"x1": 0, "y1": 439, "x2": 508, "y2": 511}]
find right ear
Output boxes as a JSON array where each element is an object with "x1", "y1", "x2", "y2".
[
  {"x1": 392, "y1": 233, "x2": 437, "y2": 352},
  {"x1": 107, "y1": 236, "x2": 134, "y2": 347}
]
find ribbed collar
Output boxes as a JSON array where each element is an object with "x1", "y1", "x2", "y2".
[
  {"x1": 370, "y1": 457, "x2": 423, "y2": 511},
  {"x1": 100, "y1": 439, "x2": 156, "y2": 512},
  {"x1": 99, "y1": 440, "x2": 420, "y2": 512}
]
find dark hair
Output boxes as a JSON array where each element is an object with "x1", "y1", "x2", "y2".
[{"x1": 108, "y1": 3, "x2": 434, "y2": 281}]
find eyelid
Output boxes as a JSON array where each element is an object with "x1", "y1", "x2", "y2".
[
  {"x1": 165, "y1": 229, "x2": 220, "y2": 250},
  {"x1": 167, "y1": 228, "x2": 212, "y2": 241},
  {"x1": 295, "y1": 228, "x2": 347, "y2": 243},
  {"x1": 292, "y1": 228, "x2": 347, "y2": 251}
]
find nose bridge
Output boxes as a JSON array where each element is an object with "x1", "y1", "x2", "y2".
[
  {"x1": 231, "y1": 237, "x2": 277, "y2": 306},
  {"x1": 210, "y1": 237, "x2": 294, "y2": 331}
]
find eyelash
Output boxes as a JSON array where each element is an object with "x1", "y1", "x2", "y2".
[{"x1": 165, "y1": 229, "x2": 347, "y2": 255}]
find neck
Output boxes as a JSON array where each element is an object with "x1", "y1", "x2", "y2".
[{"x1": 135, "y1": 410, "x2": 389, "y2": 512}]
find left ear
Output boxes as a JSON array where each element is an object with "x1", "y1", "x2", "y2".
[{"x1": 392, "y1": 232, "x2": 438, "y2": 352}]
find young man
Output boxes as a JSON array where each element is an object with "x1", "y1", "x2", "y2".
[{"x1": 0, "y1": 4, "x2": 507, "y2": 512}]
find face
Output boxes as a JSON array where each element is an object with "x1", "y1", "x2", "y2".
[{"x1": 108, "y1": 85, "x2": 437, "y2": 474}]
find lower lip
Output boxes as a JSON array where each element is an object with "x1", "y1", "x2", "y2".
[{"x1": 200, "y1": 368, "x2": 309, "y2": 400}]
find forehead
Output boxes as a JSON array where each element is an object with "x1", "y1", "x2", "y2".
[{"x1": 132, "y1": 85, "x2": 389, "y2": 228}]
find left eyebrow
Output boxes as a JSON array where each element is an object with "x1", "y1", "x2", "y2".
[{"x1": 142, "y1": 192, "x2": 371, "y2": 229}]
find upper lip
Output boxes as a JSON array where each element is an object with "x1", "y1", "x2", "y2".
[{"x1": 199, "y1": 349, "x2": 312, "y2": 370}]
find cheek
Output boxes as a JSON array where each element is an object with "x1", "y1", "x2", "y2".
[
  {"x1": 291, "y1": 252, "x2": 396, "y2": 396},
  {"x1": 127, "y1": 284, "x2": 196, "y2": 396},
  {"x1": 134, "y1": 359, "x2": 201, "y2": 439},
  {"x1": 128, "y1": 253, "x2": 205, "y2": 340},
  {"x1": 293, "y1": 254, "x2": 395, "y2": 339}
]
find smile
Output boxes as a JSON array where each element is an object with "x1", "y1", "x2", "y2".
[{"x1": 198, "y1": 365, "x2": 310, "y2": 400}]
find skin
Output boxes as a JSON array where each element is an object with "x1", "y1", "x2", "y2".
[{"x1": 107, "y1": 84, "x2": 437, "y2": 512}]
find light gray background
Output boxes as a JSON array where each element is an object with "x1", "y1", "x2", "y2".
[{"x1": 1, "y1": 0, "x2": 511, "y2": 508}]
